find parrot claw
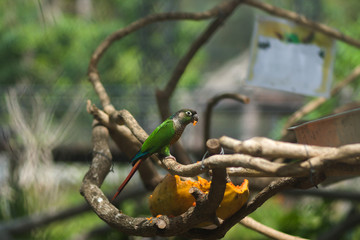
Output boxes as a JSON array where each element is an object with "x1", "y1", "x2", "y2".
[
  {"x1": 165, "y1": 155, "x2": 176, "y2": 161},
  {"x1": 201, "y1": 151, "x2": 209, "y2": 170}
]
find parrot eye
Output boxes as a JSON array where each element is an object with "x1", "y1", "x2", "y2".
[{"x1": 185, "y1": 111, "x2": 192, "y2": 116}]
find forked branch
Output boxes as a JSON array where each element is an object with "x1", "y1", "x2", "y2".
[{"x1": 82, "y1": 0, "x2": 360, "y2": 238}]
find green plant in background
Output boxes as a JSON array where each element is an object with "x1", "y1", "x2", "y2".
[
  {"x1": 0, "y1": 0, "x2": 207, "y2": 129},
  {"x1": 2, "y1": 0, "x2": 360, "y2": 239},
  {"x1": 0, "y1": 1, "x2": 207, "y2": 238}
]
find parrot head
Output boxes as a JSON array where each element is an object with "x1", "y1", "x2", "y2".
[{"x1": 171, "y1": 109, "x2": 199, "y2": 126}]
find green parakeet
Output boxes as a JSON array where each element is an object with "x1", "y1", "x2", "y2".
[{"x1": 111, "y1": 109, "x2": 198, "y2": 201}]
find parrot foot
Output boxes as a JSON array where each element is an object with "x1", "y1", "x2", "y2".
[
  {"x1": 164, "y1": 155, "x2": 176, "y2": 161},
  {"x1": 163, "y1": 155, "x2": 176, "y2": 170}
]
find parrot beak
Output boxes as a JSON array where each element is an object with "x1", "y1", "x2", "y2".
[{"x1": 192, "y1": 114, "x2": 199, "y2": 126}]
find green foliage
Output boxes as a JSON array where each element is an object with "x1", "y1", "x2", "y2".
[
  {"x1": 3, "y1": 0, "x2": 360, "y2": 239},
  {"x1": 0, "y1": 183, "x2": 29, "y2": 220},
  {"x1": 224, "y1": 196, "x2": 350, "y2": 240},
  {"x1": 276, "y1": 200, "x2": 335, "y2": 238},
  {"x1": 317, "y1": 0, "x2": 360, "y2": 105},
  {"x1": 0, "y1": 0, "x2": 206, "y2": 118},
  {"x1": 1, "y1": 15, "x2": 112, "y2": 86},
  {"x1": 0, "y1": 0, "x2": 209, "y2": 135}
]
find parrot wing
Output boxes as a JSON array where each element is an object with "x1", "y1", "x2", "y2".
[
  {"x1": 130, "y1": 119, "x2": 175, "y2": 165},
  {"x1": 113, "y1": 120, "x2": 176, "y2": 201},
  {"x1": 140, "y1": 119, "x2": 175, "y2": 155}
]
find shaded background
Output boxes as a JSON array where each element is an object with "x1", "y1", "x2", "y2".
[{"x1": 1, "y1": 0, "x2": 360, "y2": 239}]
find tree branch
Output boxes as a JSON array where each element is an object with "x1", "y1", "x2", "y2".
[
  {"x1": 87, "y1": 0, "x2": 244, "y2": 114},
  {"x1": 82, "y1": 0, "x2": 360, "y2": 238},
  {"x1": 156, "y1": 1, "x2": 243, "y2": 164},
  {"x1": 163, "y1": 136, "x2": 360, "y2": 178},
  {"x1": 220, "y1": 136, "x2": 337, "y2": 159},
  {"x1": 187, "y1": 176, "x2": 315, "y2": 239},
  {"x1": 83, "y1": 112, "x2": 360, "y2": 239},
  {"x1": 240, "y1": 216, "x2": 308, "y2": 240},
  {"x1": 244, "y1": 0, "x2": 360, "y2": 48},
  {"x1": 281, "y1": 65, "x2": 360, "y2": 138},
  {"x1": 0, "y1": 187, "x2": 145, "y2": 237},
  {"x1": 156, "y1": 1, "x2": 244, "y2": 120},
  {"x1": 81, "y1": 127, "x2": 229, "y2": 237},
  {"x1": 87, "y1": 101, "x2": 162, "y2": 190},
  {"x1": 204, "y1": 93, "x2": 250, "y2": 149}
]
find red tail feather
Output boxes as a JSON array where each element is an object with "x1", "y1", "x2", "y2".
[{"x1": 111, "y1": 159, "x2": 143, "y2": 202}]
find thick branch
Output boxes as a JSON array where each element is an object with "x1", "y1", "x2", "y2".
[
  {"x1": 188, "y1": 177, "x2": 315, "y2": 239},
  {"x1": 87, "y1": 101, "x2": 162, "y2": 190},
  {"x1": 81, "y1": 127, "x2": 229, "y2": 237},
  {"x1": 163, "y1": 136, "x2": 360, "y2": 178},
  {"x1": 0, "y1": 187, "x2": 144, "y2": 237},
  {"x1": 227, "y1": 161, "x2": 360, "y2": 178},
  {"x1": 87, "y1": 101, "x2": 147, "y2": 144},
  {"x1": 204, "y1": 139, "x2": 227, "y2": 216},
  {"x1": 83, "y1": 1, "x2": 360, "y2": 238},
  {"x1": 83, "y1": 115, "x2": 360, "y2": 238},
  {"x1": 86, "y1": 121, "x2": 112, "y2": 187},
  {"x1": 220, "y1": 136, "x2": 338, "y2": 159}
]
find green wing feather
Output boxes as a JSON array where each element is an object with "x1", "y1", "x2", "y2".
[{"x1": 140, "y1": 119, "x2": 175, "y2": 155}]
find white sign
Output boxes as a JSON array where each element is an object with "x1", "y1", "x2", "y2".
[{"x1": 246, "y1": 17, "x2": 336, "y2": 97}]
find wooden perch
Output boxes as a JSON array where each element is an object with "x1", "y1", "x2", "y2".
[
  {"x1": 82, "y1": 0, "x2": 360, "y2": 238},
  {"x1": 87, "y1": 101, "x2": 162, "y2": 190},
  {"x1": 186, "y1": 176, "x2": 323, "y2": 239},
  {"x1": 81, "y1": 126, "x2": 230, "y2": 238},
  {"x1": 161, "y1": 136, "x2": 360, "y2": 178},
  {"x1": 80, "y1": 123, "x2": 359, "y2": 238}
]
